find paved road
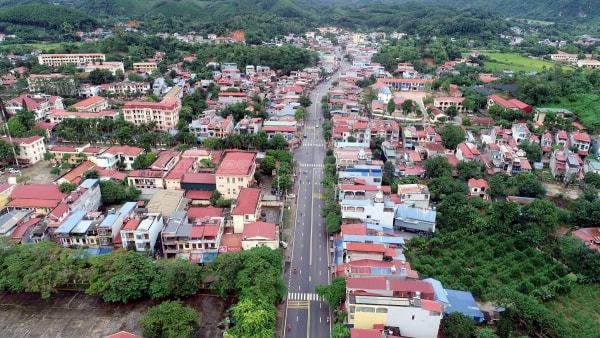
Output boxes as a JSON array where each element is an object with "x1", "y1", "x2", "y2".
[{"x1": 283, "y1": 64, "x2": 342, "y2": 337}]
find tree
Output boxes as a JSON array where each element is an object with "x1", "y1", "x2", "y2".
[
  {"x1": 331, "y1": 322, "x2": 351, "y2": 338},
  {"x1": 139, "y1": 301, "x2": 200, "y2": 338},
  {"x1": 98, "y1": 180, "x2": 141, "y2": 205},
  {"x1": 83, "y1": 169, "x2": 99, "y2": 180},
  {"x1": 401, "y1": 99, "x2": 414, "y2": 115},
  {"x1": 294, "y1": 106, "x2": 308, "y2": 121},
  {"x1": 267, "y1": 134, "x2": 288, "y2": 150},
  {"x1": 298, "y1": 95, "x2": 312, "y2": 107},
  {"x1": 0, "y1": 140, "x2": 18, "y2": 161},
  {"x1": 515, "y1": 173, "x2": 546, "y2": 198},
  {"x1": 132, "y1": 152, "x2": 156, "y2": 170},
  {"x1": 457, "y1": 160, "x2": 483, "y2": 181},
  {"x1": 584, "y1": 172, "x2": 600, "y2": 189},
  {"x1": 387, "y1": 98, "x2": 396, "y2": 114},
  {"x1": 423, "y1": 156, "x2": 453, "y2": 178},
  {"x1": 517, "y1": 140, "x2": 542, "y2": 163},
  {"x1": 228, "y1": 298, "x2": 276, "y2": 338},
  {"x1": 58, "y1": 182, "x2": 78, "y2": 193},
  {"x1": 477, "y1": 329, "x2": 500, "y2": 338},
  {"x1": 445, "y1": 105, "x2": 458, "y2": 118},
  {"x1": 441, "y1": 124, "x2": 465, "y2": 150},
  {"x1": 149, "y1": 259, "x2": 203, "y2": 299},
  {"x1": 325, "y1": 212, "x2": 342, "y2": 234},
  {"x1": 488, "y1": 173, "x2": 511, "y2": 199},
  {"x1": 87, "y1": 250, "x2": 154, "y2": 302},
  {"x1": 50, "y1": 167, "x2": 61, "y2": 175},
  {"x1": 260, "y1": 155, "x2": 276, "y2": 174},
  {"x1": 16, "y1": 175, "x2": 31, "y2": 185},
  {"x1": 315, "y1": 277, "x2": 346, "y2": 308},
  {"x1": 441, "y1": 312, "x2": 476, "y2": 338}
]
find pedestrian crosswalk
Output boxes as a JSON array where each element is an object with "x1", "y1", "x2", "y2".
[
  {"x1": 302, "y1": 143, "x2": 326, "y2": 147},
  {"x1": 287, "y1": 292, "x2": 324, "y2": 301},
  {"x1": 299, "y1": 163, "x2": 324, "y2": 168}
]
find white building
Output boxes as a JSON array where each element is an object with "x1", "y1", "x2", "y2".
[
  {"x1": 120, "y1": 213, "x2": 164, "y2": 253},
  {"x1": 341, "y1": 192, "x2": 397, "y2": 228},
  {"x1": 0, "y1": 135, "x2": 46, "y2": 165}
]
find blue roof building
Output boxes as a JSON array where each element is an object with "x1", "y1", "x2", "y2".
[{"x1": 444, "y1": 289, "x2": 484, "y2": 323}]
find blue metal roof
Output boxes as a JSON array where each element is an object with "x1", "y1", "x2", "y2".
[
  {"x1": 99, "y1": 214, "x2": 118, "y2": 228},
  {"x1": 395, "y1": 204, "x2": 437, "y2": 223},
  {"x1": 343, "y1": 235, "x2": 404, "y2": 246},
  {"x1": 342, "y1": 199, "x2": 371, "y2": 207},
  {"x1": 444, "y1": 289, "x2": 484, "y2": 322},
  {"x1": 55, "y1": 211, "x2": 87, "y2": 234},
  {"x1": 423, "y1": 278, "x2": 450, "y2": 304},
  {"x1": 80, "y1": 179, "x2": 98, "y2": 189},
  {"x1": 119, "y1": 201, "x2": 137, "y2": 216},
  {"x1": 379, "y1": 86, "x2": 392, "y2": 95}
]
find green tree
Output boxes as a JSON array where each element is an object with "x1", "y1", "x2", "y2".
[
  {"x1": 517, "y1": 140, "x2": 542, "y2": 163},
  {"x1": 331, "y1": 322, "x2": 351, "y2": 338},
  {"x1": 401, "y1": 99, "x2": 414, "y2": 115},
  {"x1": 298, "y1": 95, "x2": 312, "y2": 107},
  {"x1": 515, "y1": 173, "x2": 546, "y2": 198},
  {"x1": 87, "y1": 250, "x2": 154, "y2": 303},
  {"x1": 488, "y1": 173, "x2": 511, "y2": 199},
  {"x1": 228, "y1": 298, "x2": 276, "y2": 338},
  {"x1": 457, "y1": 160, "x2": 483, "y2": 181},
  {"x1": 387, "y1": 98, "x2": 396, "y2": 114},
  {"x1": 445, "y1": 105, "x2": 459, "y2": 118},
  {"x1": 294, "y1": 106, "x2": 308, "y2": 121},
  {"x1": 423, "y1": 156, "x2": 453, "y2": 178},
  {"x1": 315, "y1": 277, "x2": 346, "y2": 308},
  {"x1": 583, "y1": 172, "x2": 600, "y2": 189},
  {"x1": 149, "y1": 259, "x2": 203, "y2": 299},
  {"x1": 260, "y1": 155, "x2": 276, "y2": 174},
  {"x1": 50, "y1": 167, "x2": 61, "y2": 175},
  {"x1": 83, "y1": 169, "x2": 99, "y2": 180},
  {"x1": 267, "y1": 134, "x2": 288, "y2": 150},
  {"x1": 325, "y1": 212, "x2": 342, "y2": 234},
  {"x1": 139, "y1": 301, "x2": 200, "y2": 338},
  {"x1": 441, "y1": 124, "x2": 465, "y2": 150},
  {"x1": 99, "y1": 180, "x2": 141, "y2": 205},
  {"x1": 441, "y1": 312, "x2": 476, "y2": 338},
  {"x1": 477, "y1": 328, "x2": 500, "y2": 338},
  {"x1": 132, "y1": 152, "x2": 157, "y2": 170},
  {"x1": 58, "y1": 182, "x2": 78, "y2": 193}
]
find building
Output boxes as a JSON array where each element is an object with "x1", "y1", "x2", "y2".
[
  {"x1": 569, "y1": 132, "x2": 591, "y2": 157},
  {"x1": 103, "y1": 81, "x2": 150, "y2": 96},
  {"x1": 346, "y1": 277, "x2": 442, "y2": 338},
  {"x1": 83, "y1": 61, "x2": 124, "y2": 76},
  {"x1": 215, "y1": 151, "x2": 257, "y2": 199},
  {"x1": 98, "y1": 201, "x2": 137, "y2": 249},
  {"x1": 46, "y1": 109, "x2": 119, "y2": 124},
  {"x1": 70, "y1": 96, "x2": 109, "y2": 112},
  {"x1": 231, "y1": 188, "x2": 262, "y2": 233},
  {"x1": 487, "y1": 95, "x2": 532, "y2": 114},
  {"x1": 455, "y1": 142, "x2": 480, "y2": 162},
  {"x1": 549, "y1": 51, "x2": 578, "y2": 65},
  {"x1": 241, "y1": 221, "x2": 278, "y2": 250},
  {"x1": 189, "y1": 113, "x2": 235, "y2": 142},
  {"x1": 7, "y1": 184, "x2": 67, "y2": 214},
  {"x1": 38, "y1": 53, "x2": 106, "y2": 67},
  {"x1": 234, "y1": 116, "x2": 263, "y2": 135},
  {"x1": 121, "y1": 97, "x2": 181, "y2": 132},
  {"x1": 397, "y1": 184, "x2": 430, "y2": 209},
  {"x1": 27, "y1": 74, "x2": 75, "y2": 93},
  {"x1": 132, "y1": 62, "x2": 158, "y2": 73},
  {"x1": 95, "y1": 145, "x2": 144, "y2": 170},
  {"x1": 341, "y1": 191, "x2": 397, "y2": 228},
  {"x1": 120, "y1": 212, "x2": 164, "y2": 253},
  {"x1": 577, "y1": 59, "x2": 600, "y2": 69},
  {"x1": 338, "y1": 165, "x2": 383, "y2": 186},
  {"x1": 434, "y1": 97, "x2": 466, "y2": 113},
  {"x1": 468, "y1": 178, "x2": 489, "y2": 200},
  {"x1": 5, "y1": 93, "x2": 64, "y2": 122},
  {"x1": 550, "y1": 149, "x2": 583, "y2": 182},
  {"x1": 217, "y1": 92, "x2": 247, "y2": 107},
  {"x1": 0, "y1": 135, "x2": 46, "y2": 165}
]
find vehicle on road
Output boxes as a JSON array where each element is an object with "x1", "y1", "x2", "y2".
[
  {"x1": 304, "y1": 134, "x2": 307, "y2": 138},
  {"x1": 286, "y1": 194, "x2": 296, "y2": 199}
]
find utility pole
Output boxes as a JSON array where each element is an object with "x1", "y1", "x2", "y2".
[{"x1": 0, "y1": 97, "x2": 21, "y2": 173}]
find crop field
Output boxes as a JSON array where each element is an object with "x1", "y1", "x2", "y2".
[
  {"x1": 483, "y1": 53, "x2": 571, "y2": 73},
  {"x1": 545, "y1": 285, "x2": 600, "y2": 337}
]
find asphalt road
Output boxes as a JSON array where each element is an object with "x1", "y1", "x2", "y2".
[{"x1": 283, "y1": 63, "x2": 342, "y2": 338}]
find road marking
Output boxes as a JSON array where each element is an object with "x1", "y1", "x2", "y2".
[
  {"x1": 287, "y1": 293, "x2": 324, "y2": 301},
  {"x1": 309, "y1": 275, "x2": 311, "y2": 282},
  {"x1": 310, "y1": 168, "x2": 315, "y2": 266},
  {"x1": 312, "y1": 193, "x2": 323, "y2": 199},
  {"x1": 288, "y1": 301, "x2": 310, "y2": 309}
]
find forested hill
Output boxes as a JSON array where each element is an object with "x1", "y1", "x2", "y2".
[{"x1": 307, "y1": 0, "x2": 600, "y2": 24}]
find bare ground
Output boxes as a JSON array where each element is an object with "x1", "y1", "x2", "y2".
[{"x1": 0, "y1": 290, "x2": 231, "y2": 338}]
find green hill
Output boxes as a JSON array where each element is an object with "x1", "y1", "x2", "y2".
[{"x1": 0, "y1": 4, "x2": 97, "y2": 30}]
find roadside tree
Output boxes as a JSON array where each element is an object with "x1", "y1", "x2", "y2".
[{"x1": 139, "y1": 300, "x2": 200, "y2": 338}]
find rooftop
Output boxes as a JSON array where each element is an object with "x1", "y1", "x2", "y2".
[
  {"x1": 215, "y1": 151, "x2": 256, "y2": 176},
  {"x1": 232, "y1": 188, "x2": 261, "y2": 215}
]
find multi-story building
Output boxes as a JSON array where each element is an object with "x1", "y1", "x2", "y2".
[
  {"x1": 120, "y1": 212, "x2": 164, "y2": 253},
  {"x1": 27, "y1": 74, "x2": 75, "y2": 93},
  {"x1": 38, "y1": 53, "x2": 106, "y2": 67},
  {"x1": 338, "y1": 164, "x2": 383, "y2": 186},
  {"x1": 339, "y1": 184, "x2": 391, "y2": 201},
  {"x1": 215, "y1": 151, "x2": 257, "y2": 199},
  {"x1": 121, "y1": 97, "x2": 181, "y2": 132},
  {"x1": 455, "y1": 142, "x2": 480, "y2": 162},
  {"x1": 345, "y1": 277, "x2": 442, "y2": 338},
  {"x1": 162, "y1": 208, "x2": 224, "y2": 262},
  {"x1": 434, "y1": 97, "x2": 466, "y2": 113},
  {"x1": 132, "y1": 62, "x2": 158, "y2": 73},
  {"x1": 0, "y1": 135, "x2": 46, "y2": 165},
  {"x1": 341, "y1": 191, "x2": 397, "y2": 228},
  {"x1": 550, "y1": 51, "x2": 578, "y2": 65},
  {"x1": 511, "y1": 123, "x2": 531, "y2": 144},
  {"x1": 5, "y1": 93, "x2": 64, "y2": 122},
  {"x1": 550, "y1": 149, "x2": 583, "y2": 182},
  {"x1": 231, "y1": 188, "x2": 262, "y2": 233},
  {"x1": 46, "y1": 109, "x2": 119, "y2": 124},
  {"x1": 234, "y1": 116, "x2": 263, "y2": 135},
  {"x1": 98, "y1": 202, "x2": 137, "y2": 249},
  {"x1": 70, "y1": 96, "x2": 109, "y2": 112},
  {"x1": 569, "y1": 131, "x2": 591, "y2": 157},
  {"x1": 397, "y1": 184, "x2": 430, "y2": 209},
  {"x1": 103, "y1": 81, "x2": 150, "y2": 96},
  {"x1": 83, "y1": 61, "x2": 124, "y2": 76},
  {"x1": 189, "y1": 113, "x2": 235, "y2": 142},
  {"x1": 217, "y1": 92, "x2": 247, "y2": 107},
  {"x1": 487, "y1": 95, "x2": 532, "y2": 114},
  {"x1": 94, "y1": 145, "x2": 144, "y2": 170}
]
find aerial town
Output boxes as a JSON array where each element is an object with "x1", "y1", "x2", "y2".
[{"x1": 0, "y1": 10, "x2": 599, "y2": 338}]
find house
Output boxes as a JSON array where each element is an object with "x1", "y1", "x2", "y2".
[
  {"x1": 583, "y1": 157, "x2": 600, "y2": 175},
  {"x1": 5, "y1": 93, "x2": 64, "y2": 122},
  {"x1": 549, "y1": 51, "x2": 578, "y2": 65},
  {"x1": 0, "y1": 210, "x2": 32, "y2": 238},
  {"x1": 189, "y1": 113, "x2": 235, "y2": 142},
  {"x1": 394, "y1": 204, "x2": 437, "y2": 233},
  {"x1": 7, "y1": 184, "x2": 67, "y2": 214},
  {"x1": 121, "y1": 97, "x2": 181, "y2": 132},
  {"x1": 487, "y1": 94, "x2": 532, "y2": 114},
  {"x1": 215, "y1": 151, "x2": 257, "y2": 199},
  {"x1": 231, "y1": 188, "x2": 262, "y2": 233},
  {"x1": 0, "y1": 135, "x2": 46, "y2": 165},
  {"x1": 181, "y1": 173, "x2": 217, "y2": 205},
  {"x1": 94, "y1": 145, "x2": 144, "y2": 170},
  {"x1": 434, "y1": 97, "x2": 466, "y2": 113},
  {"x1": 49, "y1": 145, "x2": 100, "y2": 166},
  {"x1": 70, "y1": 96, "x2": 109, "y2": 112},
  {"x1": 47, "y1": 109, "x2": 119, "y2": 124},
  {"x1": 339, "y1": 185, "x2": 392, "y2": 201},
  {"x1": 120, "y1": 212, "x2": 164, "y2": 253},
  {"x1": 555, "y1": 130, "x2": 569, "y2": 147},
  {"x1": 341, "y1": 191, "x2": 397, "y2": 228},
  {"x1": 338, "y1": 165, "x2": 383, "y2": 186},
  {"x1": 444, "y1": 289, "x2": 484, "y2": 323},
  {"x1": 103, "y1": 81, "x2": 150, "y2": 96},
  {"x1": 455, "y1": 142, "x2": 480, "y2": 162},
  {"x1": 164, "y1": 157, "x2": 195, "y2": 190},
  {"x1": 540, "y1": 132, "x2": 553, "y2": 156},
  {"x1": 468, "y1": 178, "x2": 489, "y2": 200},
  {"x1": 550, "y1": 149, "x2": 583, "y2": 182},
  {"x1": 98, "y1": 201, "x2": 137, "y2": 249},
  {"x1": 377, "y1": 86, "x2": 392, "y2": 103},
  {"x1": 161, "y1": 209, "x2": 224, "y2": 262},
  {"x1": 133, "y1": 62, "x2": 158, "y2": 73},
  {"x1": 511, "y1": 123, "x2": 531, "y2": 144},
  {"x1": 346, "y1": 277, "x2": 442, "y2": 338},
  {"x1": 572, "y1": 227, "x2": 600, "y2": 252},
  {"x1": 217, "y1": 92, "x2": 247, "y2": 107},
  {"x1": 27, "y1": 74, "x2": 75, "y2": 94},
  {"x1": 234, "y1": 116, "x2": 263, "y2": 135},
  {"x1": 397, "y1": 184, "x2": 430, "y2": 209},
  {"x1": 569, "y1": 132, "x2": 591, "y2": 157},
  {"x1": 241, "y1": 221, "x2": 278, "y2": 250}
]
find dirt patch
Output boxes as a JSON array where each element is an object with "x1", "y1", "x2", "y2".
[
  {"x1": 0, "y1": 291, "x2": 232, "y2": 338},
  {"x1": 544, "y1": 182, "x2": 581, "y2": 200}
]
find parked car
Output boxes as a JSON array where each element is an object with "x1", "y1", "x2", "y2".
[{"x1": 286, "y1": 194, "x2": 296, "y2": 199}]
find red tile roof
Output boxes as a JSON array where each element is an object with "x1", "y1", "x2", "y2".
[
  {"x1": 185, "y1": 190, "x2": 213, "y2": 200},
  {"x1": 421, "y1": 299, "x2": 442, "y2": 312},
  {"x1": 350, "y1": 329, "x2": 382, "y2": 338},
  {"x1": 10, "y1": 184, "x2": 67, "y2": 201},
  {"x1": 215, "y1": 151, "x2": 256, "y2": 176},
  {"x1": 181, "y1": 172, "x2": 216, "y2": 184},
  {"x1": 346, "y1": 242, "x2": 386, "y2": 253},
  {"x1": 203, "y1": 224, "x2": 219, "y2": 237},
  {"x1": 122, "y1": 219, "x2": 140, "y2": 231},
  {"x1": 243, "y1": 221, "x2": 277, "y2": 240},
  {"x1": 59, "y1": 160, "x2": 96, "y2": 183},
  {"x1": 104, "y1": 331, "x2": 141, "y2": 338},
  {"x1": 232, "y1": 188, "x2": 261, "y2": 215},
  {"x1": 123, "y1": 97, "x2": 180, "y2": 110},
  {"x1": 7, "y1": 198, "x2": 60, "y2": 208},
  {"x1": 187, "y1": 206, "x2": 224, "y2": 218},
  {"x1": 72, "y1": 95, "x2": 105, "y2": 108},
  {"x1": 105, "y1": 145, "x2": 144, "y2": 157},
  {"x1": 49, "y1": 203, "x2": 70, "y2": 218},
  {"x1": 341, "y1": 223, "x2": 367, "y2": 236},
  {"x1": 468, "y1": 178, "x2": 489, "y2": 189},
  {"x1": 10, "y1": 218, "x2": 41, "y2": 240},
  {"x1": 165, "y1": 158, "x2": 195, "y2": 179}
]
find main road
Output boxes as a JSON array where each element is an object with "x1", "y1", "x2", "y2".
[{"x1": 283, "y1": 60, "x2": 344, "y2": 338}]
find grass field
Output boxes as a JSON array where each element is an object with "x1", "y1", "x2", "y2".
[
  {"x1": 483, "y1": 53, "x2": 571, "y2": 73},
  {"x1": 545, "y1": 284, "x2": 600, "y2": 337}
]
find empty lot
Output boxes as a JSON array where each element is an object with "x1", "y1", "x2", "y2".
[{"x1": 0, "y1": 290, "x2": 231, "y2": 338}]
